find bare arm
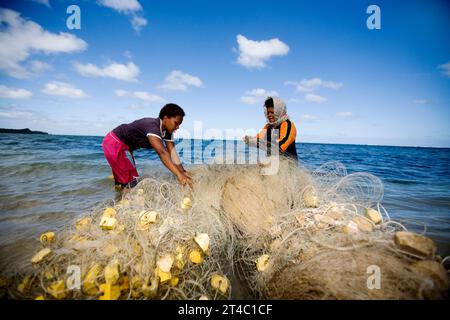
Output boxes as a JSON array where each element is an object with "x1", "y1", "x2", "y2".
[
  {"x1": 165, "y1": 140, "x2": 187, "y2": 174},
  {"x1": 243, "y1": 135, "x2": 269, "y2": 151},
  {"x1": 244, "y1": 125, "x2": 269, "y2": 149},
  {"x1": 148, "y1": 136, "x2": 193, "y2": 186}
]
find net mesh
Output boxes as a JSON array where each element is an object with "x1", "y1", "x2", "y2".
[{"x1": 2, "y1": 158, "x2": 448, "y2": 300}]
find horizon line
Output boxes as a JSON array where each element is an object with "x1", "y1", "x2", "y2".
[{"x1": 1, "y1": 131, "x2": 448, "y2": 149}]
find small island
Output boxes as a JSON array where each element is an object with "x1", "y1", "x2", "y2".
[{"x1": 0, "y1": 128, "x2": 48, "y2": 135}]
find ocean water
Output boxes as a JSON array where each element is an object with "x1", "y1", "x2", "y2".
[{"x1": 0, "y1": 133, "x2": 449, "y2": 271}]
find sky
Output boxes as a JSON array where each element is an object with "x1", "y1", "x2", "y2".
[{"x1": 0, "y1": 0, "x2": 449, "y2": 147}]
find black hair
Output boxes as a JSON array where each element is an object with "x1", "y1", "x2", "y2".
[
  {"x1": 159, "y1": 103, "x2": 185, "y2": 119},
  {"x1": 264, "y1": 97, "x2": 274, "y2": 109}
]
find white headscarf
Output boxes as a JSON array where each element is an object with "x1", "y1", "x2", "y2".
[{"x1": 263, "y1": 96, "x2": 289, "y2": 127}]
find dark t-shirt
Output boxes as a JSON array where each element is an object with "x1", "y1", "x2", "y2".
[{"x1": 112, "y1": 117, "x2": 173, "y2": 151}]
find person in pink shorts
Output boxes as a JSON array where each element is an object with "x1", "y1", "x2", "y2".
[{"x1": 102, "y1": 103, "x2": 192, "y2": 189}]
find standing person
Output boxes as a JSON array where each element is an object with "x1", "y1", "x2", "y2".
[
  {"x1": 102, "y1": 103, "x2": 193, "y2": 189},
  {"x1": 244, "y1": 96, "x2": 298, "y2": 161}
]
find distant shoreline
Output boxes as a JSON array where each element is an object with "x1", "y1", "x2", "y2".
[
  {"x1": 0, "y1": 128, "x2": 48, "y2": 135},
  {"x1": 2, "y1": 130, "x2": 446, "y2": 149}
]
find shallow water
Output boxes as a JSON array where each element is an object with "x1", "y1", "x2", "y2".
[{"x1": 0, "y1": 133, "x2": 449, "y2": 271}]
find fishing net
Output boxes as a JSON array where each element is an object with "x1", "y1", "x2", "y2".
[
  {"x1": 228, "y1": 160, "x2": 448, "y2": 300},
  {"x1": 4, "y1": 170, "x2": 235, "y2": 300},
  {"x1": 2, "y1": 157, "x2": 448, "y2": 300}
]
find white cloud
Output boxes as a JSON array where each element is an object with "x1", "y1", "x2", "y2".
[
  {"x1": 159, "y1": 70, "x2": 203, "y2": 91},
  {"x1": 97, "y1": 0, "x2": 142, "y2": 12},
  {"x1": 437, "y1": 61, "x2": 450, "y2": 77},
  {"x1": 0, "y1": 105, "x2": 37, "y2": 120},
  {"x1": 29, "y1": 0, "x2": 50, "y2": 7},
  {"x1": 131, "y1": 16, "x2": 148, "y2": 32},
  {"x1": 42, "y1": 81, "x2": 87, "y2": 98},
  {"x1": 0, "y1": 85, "x2": 33, "y2": 99},
  {"x1": 97, "y1": 0, "x2": 147, "y2": 32},
  {"x1": 301, "y1": 114, "x2": 319, "y2": 122},
  {"x1": 336, "y1": 112, "x2": 356, "y2": 119},
  {"x1": 0, "y1": 8, "x2": 87, "y2": 79},
  {"x1": 305, "y1": 93, "x2": 327, "y2": 103},
  {"x1": 413, "y1": 99, "x2": 427, "y2": 105},
  {"x1": 114, "y1": 89, "x2": 128, "y2": 97},
  {"x1": 287, "y1": 98, "x2": 304, "y2": 104},
  {"x1": 240, "y1": 88, "x2": 278, "y2": 104},
  {"x1": 133, "y1": 91, "x2": 162, "y2": 102},
  {"x1": 74, "y1": 62, "x2": 140, "y2": 82},
  {"x1": 0, "y1": 110, "x2": 34, "y2": 119},
  {"x1": 235, "y1": 34, "x2": 289, "y2": 69},
  {"x1": 114, "y1": 89, "x2": 164, "y2": 103},
  {"x1": 285, "y1": 78, "x2": 343, "y2": 92},
  {"x1": 29, "y1": 60, "x2": 52, "y2": 73}
]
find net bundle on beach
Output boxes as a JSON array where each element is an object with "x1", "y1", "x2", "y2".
[
  {"x1": 226, "y1": 160, "x2": 449, "y2": 299},
  {"x1": 4, "y1": 157, "x2": 449, "y2": 300},
  {"x1": 6, "y1": 168, "x2": 236, "y2": 300}
]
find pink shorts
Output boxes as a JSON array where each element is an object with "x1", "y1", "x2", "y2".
[{"x1": 102, "y1": 131, "x2": 138, "y2": 186}]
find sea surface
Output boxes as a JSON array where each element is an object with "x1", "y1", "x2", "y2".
[{"x1": 0, "y1": 133, "x2": 449, "y2": 271}]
